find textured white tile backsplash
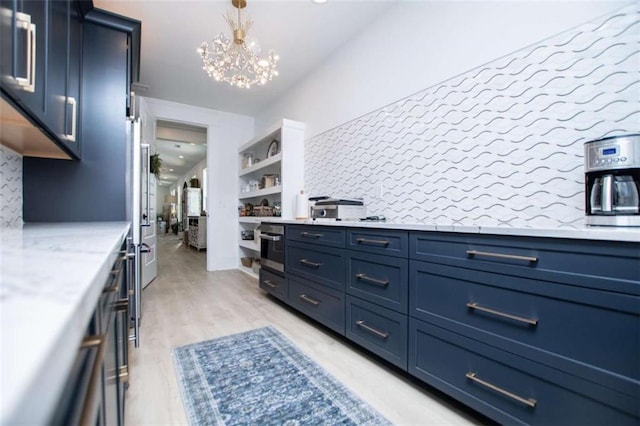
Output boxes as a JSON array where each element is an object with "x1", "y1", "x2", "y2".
[
  {"x1": 305, "y1": 3, "x2": 640, "y2": 228},
  {"x1": 0, "y1": 146, "x2": 23, "y2": 227}
]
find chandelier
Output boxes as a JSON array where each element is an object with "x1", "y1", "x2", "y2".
[{"x1": 197, "y1": 0, "x2": 279, "y2": 89}]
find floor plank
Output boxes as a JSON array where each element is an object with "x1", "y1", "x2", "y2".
[{"x1": 125, "y1": 232, "x2": 486, "y2": 425}]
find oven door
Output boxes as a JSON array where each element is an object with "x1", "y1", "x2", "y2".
[{"x1": 260, "y1": 225, "x2": 285, "y2": 273}]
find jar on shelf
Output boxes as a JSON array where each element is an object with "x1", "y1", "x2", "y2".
[{"x1": 242, "y1": 152, "x2": 254, "y2": 169}]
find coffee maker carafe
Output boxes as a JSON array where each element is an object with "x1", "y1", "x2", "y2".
[{"x1": 584, "y1": 134, "x2": 640, "y2": 226}]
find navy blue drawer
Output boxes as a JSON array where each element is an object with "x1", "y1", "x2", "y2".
[
  {"x1": 346, "y1": 296, "x2": 407, "y2": 370},
  {"x1": 288, "y1": 276, "x2": 345, "y2": 335},
  {"x1": 259, "y1": 268, "x2": 287, "y2": 302},
  {"x1": 347, "y1": 251, "x2": 408, "y2": 313},
  {"x1": 287, "y1": 241, "x2": 346, "y2": 291},
  {"x1": 409, "y1": 318, "x2": 639, "y2": 425},
  {"x1": 410, "y1": 260, "x2": 640, "y2": 392},
  {"x1": 347, "y1": 229, "x2": 408, "y2": 257},
  {"x1": 410, "y1": 232, "x2": 640, "y2": 295},
  {"x1": 287, "y1": 225, "x2": 346, "y2": 248}
]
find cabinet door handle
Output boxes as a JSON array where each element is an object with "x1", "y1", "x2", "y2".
[
  {"x1": 466, "y1": 250, "x2": 538, "y2": 263},
  {"x1": 466, "y1": 302, "x2": 538, "y2": 326},
  {"x1": 355, "y1": 273, "x2": 389, "y2": 287},
  {"x1": 300, "y1": 232, "x2": 323, "y2": 239},
  {"x1": 355, "y1": 320, "x2": 389, "y2": 339},
  {"x1": 14, "y1": 11, "x2": 36, "y2": 92},
  {"x1": 263, "y1": 279, "x2": 278, "y2": 289},
  {"x1": 119, "y1": 365, "x2": 129, "y2": 384},
  {"x1": 299, "y1": 294, "x2": 320, "y2": 306},
  {"x1": 300, "y1": 259, "x2": 321, "y2": 269},
  {"x1": 114, "y1": 299, "x2": 129, "y2": 312},
  {"x1": 79, "y1": 335, "x2": 107, "y2": 425},
  {"x1": 356, "y1": 238, "x2": 390, "y2": 247},
  {"x1": 466, "y1": 372, "x2": 537, "y2": 408},
  {"x1": 64, "y1": 97, "x2": 77, "y2": 142},
  {"x1": 103, "y1": 284, "x2": 119, "y2": 294}
]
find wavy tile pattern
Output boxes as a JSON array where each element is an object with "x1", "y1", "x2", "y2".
[
  {"x1": 0, "y1": 146, "x2": 23, "y2": 228},
  {"x1": 306, "y1": 4, "x2": 640, "y2": 228}
]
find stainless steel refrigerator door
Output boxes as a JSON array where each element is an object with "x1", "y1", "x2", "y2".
[{"x1": 126, "y1": 118, "x2": 144, "y2": 347}]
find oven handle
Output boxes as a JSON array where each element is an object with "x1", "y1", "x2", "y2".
[{"x1": 259, "y1": 234, "x2": 282, "y2": 242}]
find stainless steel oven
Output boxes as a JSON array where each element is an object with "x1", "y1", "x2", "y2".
[{"x1": 259, "y1": 223, "x2": 285, "y2": 272}]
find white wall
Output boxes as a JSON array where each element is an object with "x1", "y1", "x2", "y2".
[
  {"x1": 142, "y1": 97, "x2": 254, "y2": 271},
  {"x1": 254, "y1": 1, "x2": 634, "y2": 139}
]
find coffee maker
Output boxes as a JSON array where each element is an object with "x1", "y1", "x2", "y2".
[{"x1": 584, "y1": 134, "x2": 640, "y2": 226}]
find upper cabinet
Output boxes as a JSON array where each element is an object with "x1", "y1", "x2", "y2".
[{"x1": 0, "y1": 0, "x2": 84, "y2": 159}]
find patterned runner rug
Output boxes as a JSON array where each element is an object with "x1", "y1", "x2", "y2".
[{"x1": 173, "y1": 326, "x2": 391, "y2": 425}]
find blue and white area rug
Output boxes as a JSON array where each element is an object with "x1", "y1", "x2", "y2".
[{"x1": 173, "y1": 326, "x2": 391, "y2": 426}]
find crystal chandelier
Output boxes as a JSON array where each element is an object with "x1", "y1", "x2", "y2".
[{"x1": 197, "y1": 0, "x2": 279, "y2": 89}]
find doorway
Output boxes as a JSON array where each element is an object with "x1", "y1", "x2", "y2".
[{"x1": 154, "y1": 120, "x2": 208, "y2": 263}]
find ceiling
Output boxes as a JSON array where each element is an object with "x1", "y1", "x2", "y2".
[{"x1": 94, "y1": 0, "x2": 395, "y2": 185}]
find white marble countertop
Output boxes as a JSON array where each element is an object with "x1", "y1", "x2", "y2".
[
  {"x1": 0, "y1": 222, "x2": 130, "y2": 425},
  {"x1": 257, "y1": 218, "x2": 640, "y2": 242}
]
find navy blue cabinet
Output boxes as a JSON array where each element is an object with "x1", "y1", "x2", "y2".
[
  {"x1": 274, "y1": 224, "x2": 639, "y2": 424},
  {"x1": 45, "y1": 0, "x2": 81, "y2": 156},
  {"x1": 23, "y1": 9, "x2": 141, "y2": 222},
  {"x1": 287, "y1": 225, "x2": 346, "y2": 248},
  {"x1": 259, "y1": 267, "x2": 287, "y2": 302},
  {"x1": 287, "y1": 241, "x2": 346, "y2": 291},
  {"x1": 0, "y1": 0, "x2": 84, "y2": 158},
  {"x1": 283, "y1": 226, "x2": 346, "y2": 334},
  {"x1": 347, "y1": 228, "x2": 408, "y2": 258},
  {"x1": 409, "y1": 231, "x2": 640, "y2": 425},
  {"x1": 347, "y1": 251, "x2": 408, "y2": 313},
  {"x1": 346, "y1": 296, "x2": 407, "y2": 369},
  {"x1": 409, "y1": 318, "x2": 639, "y2": 425},
  {"x1": 0, "y1": 0, "x2": 47, "y2": 116},
  {"x1": 288, "y1": 275, "x2": 345, "y2": 335}
]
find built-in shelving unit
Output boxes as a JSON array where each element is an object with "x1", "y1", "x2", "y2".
[{"x1": 237, "y1": 119, "x2": 305, "y2": 276}]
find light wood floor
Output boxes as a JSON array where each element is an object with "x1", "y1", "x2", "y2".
[{"x1": 125, "y1": 232, "x2": 487, "y2": 425}]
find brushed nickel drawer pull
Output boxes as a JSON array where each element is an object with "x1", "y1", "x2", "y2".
[
  {"x1": 300, "y1": 232, "x2": 323, "y2": 239},
  {"x1": 79, "y1": 335, "x2": 107, "y2": 425},
  {"x1": 299, "y1": 294, "x2": 320, "y2": 306},
  {"x1": 466, "y1": 302, "x2": 538, "y2": 326},
  {"x1": 80, "y1": 336, "x2": 103, "y2": 349},
  {"x1": 103, "y1": 284, "x2": 119, "y2": 294},
  {"x1": 356, "y1": 320, "x2": 389, "y2": 339},
  {"x1": 119, "y1": 365, "x2": 129, "y2": 383},
  {"x1": 263, "y1": 279, "x2": 278, "y2": 288},
  {"x1": 356, "y1": 238, "x2": 390, "y2": 247},
  {"x1": 466, "y1": 250, "x2": 538, "y2": 263},
  {"x1": 300, "y1": 259, "x2": 322, "y2": 268},
  {"x1": 466, "y1": 372, "x2": 537, "y2": 408},
  {"x1": 355, "y1": 273, "x2": 390, "y2": 287},
  {"x1": 114, "y1": 299, "x2": 129, "y2": 312}
]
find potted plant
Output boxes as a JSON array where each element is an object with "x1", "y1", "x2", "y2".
[{"x1": 150, "y1": 154, "x2": 162, "y2": 178}]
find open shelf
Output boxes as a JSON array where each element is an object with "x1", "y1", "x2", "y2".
[
  {"x1": 238, "y1": 185, "x2": 282, "y2": 200},
  {"x1": 238, "y1": 265, "x2": 258, "y2": 279},
  {"x1": 238, "y1": 153, "x2": 282, "y2": 177},
  {"x1": 239, "y1": 239, "x2": 260, "y2": 251}
]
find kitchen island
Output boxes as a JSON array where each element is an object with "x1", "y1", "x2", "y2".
[{"x1": 0, "y1": 222, "x2": 130, "y2": 425}]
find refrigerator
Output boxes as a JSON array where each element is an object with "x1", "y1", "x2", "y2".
[
  {"x1": 125, "y1": 118, "x2": 149, "y2": 348},
  {"x1": 183, "y1": 187, "x2": 202, "y2": 217}
]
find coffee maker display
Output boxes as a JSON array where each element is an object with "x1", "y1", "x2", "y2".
[{"x1": 584, "y1": 134, "x2": 640, "y2": 226}]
